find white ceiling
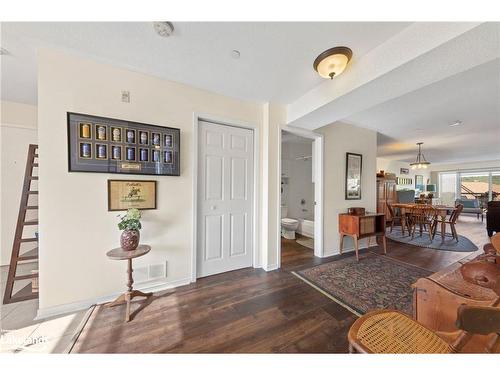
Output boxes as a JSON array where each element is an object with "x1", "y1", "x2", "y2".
[
  {"x1": 0, "y1": 21, "x2": 410, "y2": 105},
  {"x1": 345, "y1": 58, "x2": 500, "y2": 164},
  {"x1": 1, "y1": 22, "x2": 498, "y2": 166}
]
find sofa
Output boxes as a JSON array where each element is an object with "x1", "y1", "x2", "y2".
[
  {"x1": 397, "y1": 189, "x2": 415, "y2": 204},
  {"x1": 455, "y1": 198, "x2": 483, "y2": 221},
  {"x1": 486, "y1": 201, "x2": 500, "y2": 237}
]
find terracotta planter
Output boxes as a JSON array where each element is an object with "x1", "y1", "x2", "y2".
[{"x1": 120, "y1": 229, "x2": 140, "y2": 251}]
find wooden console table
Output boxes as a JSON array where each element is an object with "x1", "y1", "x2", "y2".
[
  {"x1": 106, "y1": 245, "x2": 153, "y2": 322},
  {"x1": 339, "y1": 212, "x2": 386, "y2": 261}
]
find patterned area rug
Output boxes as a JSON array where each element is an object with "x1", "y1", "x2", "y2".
[
  {"x1": 294, "y1": 253, "x2": 431, "y2": 316},
  {"x1": 386, "y1": 227, "x2": 478, "y2": 252}
]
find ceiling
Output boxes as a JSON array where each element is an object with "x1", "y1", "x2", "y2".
[
  {"x1": 1, "y1": 22, "x2": 498, "y2": 166},
  {"x1": 0, "y1": 21, "x2": 410, "y2": 105},
  {"x1": 345, "y1": 58, "x2": 500, "y2": 164}
]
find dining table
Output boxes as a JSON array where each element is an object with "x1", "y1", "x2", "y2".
[{"x1": 390, "y1": 203, "x2": 455, "y2": 241}]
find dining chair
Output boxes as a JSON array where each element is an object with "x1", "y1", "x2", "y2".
[
  {"x1": 386, "y1": 203, "x2": 401, "y2": 233},
  {"x1": 406, "y1": 205, "x2": 437, "y2": 241},
  {"x1": 434, "y1": 204, "x2": 464, "y2": 242}
]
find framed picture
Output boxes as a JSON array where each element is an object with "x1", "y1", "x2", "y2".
[
  {"x1": 345, "y1": 152, "x2": 362, "y2": 200},
  {"x1": 67, "y1": 112, "x2": 180, "y2": 176},
  {"x1": 400, "y1": 168, "x2": 409, "y2": 175},
  {"x1": 108, "y1": 180, "x2": 157, "y2": 211}
]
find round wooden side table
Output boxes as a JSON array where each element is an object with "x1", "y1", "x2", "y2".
[{"x1": 106, "y1": 244, "x2": 153, "y2": 322}]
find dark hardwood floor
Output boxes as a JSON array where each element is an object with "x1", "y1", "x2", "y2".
[{"x1": 71, "y1": 215, "x2": 489, "y2": 353}]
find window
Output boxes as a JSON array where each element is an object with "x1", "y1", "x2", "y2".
[
  {"x1": 492, "y1": 172, "x2": 500, "y2": 201},
  {"x1": 439, "y1": 169, "x2": 500, "y2": 207},
  {"x1": 439, "y1": 172, "x2": 457, "y2": 206}
]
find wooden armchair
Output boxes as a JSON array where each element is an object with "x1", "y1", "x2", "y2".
[{"x1": 347, "y1": 277, "x2": 500, "y2": 353}]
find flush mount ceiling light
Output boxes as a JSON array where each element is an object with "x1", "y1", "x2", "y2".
[
  {"x1": 410, "y1": 142, "x2": 431, "y2": 169},
  {"x1": 153, "y1": 22, "x2": 174, "y2": 37},
  {"x1": 313, "y1": 46, "x2": 352, "y2": 79}
]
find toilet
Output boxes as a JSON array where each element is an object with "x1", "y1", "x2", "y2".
[{"x1": 281, "y1": 206, "x2": 299, "y2": 239}]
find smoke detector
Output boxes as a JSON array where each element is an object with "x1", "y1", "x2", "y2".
[{"x1": 153, "y1": 22, "x2": 174, "y2": 37}]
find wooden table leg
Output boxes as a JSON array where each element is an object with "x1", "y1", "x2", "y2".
[
  {"x1": 382, "y1": 235, "x2": 387, "y2": 254},
  {"x1": 401, "y1": 208, "x2": 406, "y2": 235},
  {"x1": 441, "y1": 213, "x2": 446, "y2": 241},
  {"x1": 339, "y1": 233, "x2": 344, "y2": 255},
  {"x1": 130, "y1": 290, "x2": 153, "y2": 298},
  {"x1": 125, "y1": 292, "x2": 131, "y2": 322},
  {"x1": 354, "y1": 235, "x2": 359, "y2": 261}
]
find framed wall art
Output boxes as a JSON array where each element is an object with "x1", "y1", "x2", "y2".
[
  {"x1": 345, "y1": 152, "x2": 362, "y2": 200},
  {"x1": 67, "y1": 112, "x2": 180, "y2": 176},
  {"x1": 400, "y1": 167, "x2": 410, "y2": 175},
  {"x1": 108, "y1": 180, "x2": 157, "y2": 211}
]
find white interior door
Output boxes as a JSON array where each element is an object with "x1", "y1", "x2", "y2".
[{"x1": 197, "y1": 120, "x2": 254, "y2": 277}]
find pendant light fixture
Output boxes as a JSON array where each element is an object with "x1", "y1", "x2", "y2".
[
  {"x1": 410, "y1": 142, "x2": 431, "y2": 169},
  {"x1": 313, "y1": 46, "x2": 353, "y2": 79}
]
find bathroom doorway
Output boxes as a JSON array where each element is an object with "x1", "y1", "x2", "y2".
[{"x1": 278, "y1": 126, "x2": 323, "y2": 267}]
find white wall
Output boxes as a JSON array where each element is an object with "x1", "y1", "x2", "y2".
[
  {"x1": 377, "y1": 157, "x2": 431, "y2": 192},
  {"x1": 0, "y1": 101, "x2": 38, "y2": 266},
  {"x1": 37, "y1": 49, "x2": 267, "y2": 312},
  {"x1": 260, "y1": 103, "x2": 286, "y2": 271},
  {"x1": 281, "y1": 141, "x2": 314, "y2": 220},
  {"x1": 317, "y1": 122, "x2": 377, "y2": 256}
]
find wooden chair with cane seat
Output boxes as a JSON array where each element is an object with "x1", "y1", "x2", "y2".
[{"x1": 347, "y1": 277, "x2": 500, "y2": 354}]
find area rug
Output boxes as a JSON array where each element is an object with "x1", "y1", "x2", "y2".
[
  {"x1": 386, "y1": 227, "x2": 478, "y2": 252},
  {"x1": 296, "y1": 237, "x2": 314, "y2": 249},
  {"x1": 293, "y1": 253, "x2": 432, "y2": 316}
]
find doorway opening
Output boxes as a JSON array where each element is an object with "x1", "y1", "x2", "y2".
[{"x1": 279, "y1": 127, "x2": 323, "y2": 267}]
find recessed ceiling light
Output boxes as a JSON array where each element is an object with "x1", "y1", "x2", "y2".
[
  {"x1": 313, "y1": 46, "x2": 353, "y2": 79},
  {"x1": 449, "y1": 120, "x2": 462, "y2": 127},
  {"x1": 153, "y1": 22, "x2": 174, "y2": 37},
  {"x1": 231, "y1": 50, "x2": 241, "y2": 59},
  {"x1": 0, "y1": 47, "x2": 9, "y2": 55}
]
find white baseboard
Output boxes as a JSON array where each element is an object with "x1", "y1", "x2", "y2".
[
  {"x1": 263, "y1": 263, "x2": 278, "y2": 271},
  {"x1": 35, "y1": 277, "x2": 191, "y2": 320}
]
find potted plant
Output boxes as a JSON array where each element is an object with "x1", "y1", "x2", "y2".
[{"x1": 118, "y1": 208, "x2": 142, "y2": 251}]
